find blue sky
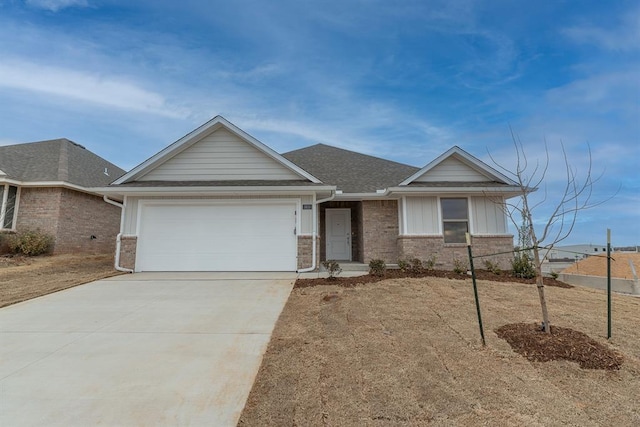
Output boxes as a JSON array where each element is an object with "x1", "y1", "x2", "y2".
[{"x1": 1, "y1": 0, "x2": 638, "y2": 246}]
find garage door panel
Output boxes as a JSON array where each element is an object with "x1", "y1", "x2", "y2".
[{"x1": 136, "y1": 202, "x2": 297, "y2": 271}]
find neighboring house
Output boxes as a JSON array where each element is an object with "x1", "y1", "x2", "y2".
[
  {"x1": 100, "y1": 116, "x2": 524, "y2": 272},
  {"x1": 0, "y1": 139, "x2": 125, "y2": 254}
]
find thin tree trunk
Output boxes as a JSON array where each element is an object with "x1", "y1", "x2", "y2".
[{"x1": 532, "y1": 244, "x2": 551, "y2": 333}]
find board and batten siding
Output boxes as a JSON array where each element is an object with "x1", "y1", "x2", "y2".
[
  {"x1": 401, "y1": 196, "x2": 508, "y2": 235},
  {"x1": 122, "y1": 195, "x2": 314, "y2": 236},
  {"x1": 403, "y1": 196, "x2": 439, "y2": 234},
  {"x1": 414, "y1": 157, "x2": 491, "y2": 182},
  {"x1": 470, "y1": 196, "x2": 507, "y2": 234},
  {"x1": 138, "y1": 128, "x2": 301, "y2": 181}
]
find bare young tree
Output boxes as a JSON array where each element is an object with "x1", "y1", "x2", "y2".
[{"x1": 489, "y1": 130, "x2": 607, "y2": 333}]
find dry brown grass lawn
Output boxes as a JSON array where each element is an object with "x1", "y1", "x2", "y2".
[
  {"x1": 563, "y1": 252, "x2": 640, "y2": 279},
  {"x1": 239, "y1": 278, "x2": 640, "y2": 426},
  {"x1": 0, "y1": 254, "x2": 122, "y2": 308}
]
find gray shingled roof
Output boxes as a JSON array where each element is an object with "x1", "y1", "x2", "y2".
[
  {"x1": 282, "y1": 144, "x2": 419, "y2": 193},
  {"x1": 0, "y1": 139, "x2": 125, "y2": 188}
]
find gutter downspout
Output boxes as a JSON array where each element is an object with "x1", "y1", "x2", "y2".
[
  {"x1": 103, "y1": 195, "x2": 133, "y2": 273},
  {"x1": 297, "y1": 191, "x2": 336, "y2": 273}
]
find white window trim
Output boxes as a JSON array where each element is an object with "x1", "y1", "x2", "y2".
[
  {"x1": 439, "y1": 196, "x2": 471, "y2": 243},
  {"x1": 0, "y1": 184, "x2": 20, "y2": 231}
]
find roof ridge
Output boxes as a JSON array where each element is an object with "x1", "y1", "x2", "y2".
[
  {"x1": 57, "y1": 139, "x2": 69, "y2": 182},
  {"x1": 284, "y1": 143, "x2": 418, "y2": 169}
]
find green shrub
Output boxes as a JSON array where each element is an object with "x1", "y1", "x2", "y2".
[
  {"x1": 8, "y1": 229, "x2": 54, "y2": 256},
  {"x1": 408, "y1": 258, "x2": 423, "y2": 274},
  {"x1": 397, "y1": 259, "x2": 410, "y2": 273},
  {"x1": 511, "y1": 253, "x2": 536, "y2": 279},
  {"x1": 550, "y1": 271, "x2": 559, "y2": 280},
  {"x1": 369, "y1": 259, "x2": 386, "y2": 277},
  {"x1": 321, "y1": 260, "x2": 342, "y2": 280},
  {"x1": 452, "y1": 257, "x2": 468, "y2": 275},
  {"x1": 483, "y1": 259, "x2": 502, "y2": 275},
  {"x1": 424, "y1": 254, "x2": 437, "y2": 270}
]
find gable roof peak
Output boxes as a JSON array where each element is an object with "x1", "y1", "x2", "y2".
[
  {"x1": 399, "y1": 145, "x2": 518, "y2": 186},
  {"x1": 112, "y1": 115, "x2": 322, "y2": 185}
]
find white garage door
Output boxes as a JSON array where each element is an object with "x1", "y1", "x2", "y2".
[{"x1": 136, "y1": 201, "x2": 297, "y2": 272}]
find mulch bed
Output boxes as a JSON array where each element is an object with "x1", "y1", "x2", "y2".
[
  {"x1": 495, "y1": 323, "x2": 624, "y2": 370},
  {"x1": 295, "y1": 269, "x2": 573, "y2": 289}
]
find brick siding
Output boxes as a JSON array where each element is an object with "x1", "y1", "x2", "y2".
[
  {"x1": 398, "y1": 234, "x2": 514, "y2": 270},
  {"x1": 15, "y1": 187, "x2": 121, "y2": 255},
  {"x1": 297, "y1": 235, "x2": 320, "y2": 270},
  {"x1": 361, "y1": 200, "x2": 399, "y2": 263},
  {"x1": 119, "y1": 236, "x2": 137, "y2": 270}
]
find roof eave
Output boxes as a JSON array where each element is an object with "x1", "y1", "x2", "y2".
[
  {"x1": 95, "y1": 184, "x2": 336, "y2": 197},
  {"x1": 387, "y1": 185, "x2": 527, "y2": 198},
  {"x1": 0, "y1": 178, "x2": 102, "y2": 195}
]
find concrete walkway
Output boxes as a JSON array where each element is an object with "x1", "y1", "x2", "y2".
[{"x1": 0, "y1": 273, "x2": 296, "y2": 426}]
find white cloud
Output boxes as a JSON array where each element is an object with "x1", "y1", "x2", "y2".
[
  {"x1": 25, "y1": 0, "x2": 89, "y2": 12},
  {"x1": 0, "y1": 59, "x2": 188, "y2": 118},
  {"x1": 563, "y1": 8, "x2": 640, "y2": 52}
]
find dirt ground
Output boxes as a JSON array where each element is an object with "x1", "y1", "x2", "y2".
[
  {"x1": 562, "y1": 252, "x2": 640, "y2": 280},
  {"x1": 0, "y1": 254, "x2": 122, "y2": 308},
  {"x1": 239, "y1": 277, "x2": 640, "y2": 426}
]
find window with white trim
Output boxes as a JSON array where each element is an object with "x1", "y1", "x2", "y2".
[
  {"x1": 441, "y1": 198, "x2": 469, "y2": 244},
  {"x1": 0, "y1": 184, "x2": 19, "y2": 230}
]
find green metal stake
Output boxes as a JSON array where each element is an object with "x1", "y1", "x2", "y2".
[
  {"x1": 466, "y1": 233, "x2": 486, "y2": 346},
  {"x1": 607, "y1": 229, "x2": 612, "y2": 339}
]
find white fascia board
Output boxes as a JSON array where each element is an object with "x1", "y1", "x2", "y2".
[
  {"x1": 387, "y1": 185, "x2": 527, "y2": 198},
  {"x1": 113, "y1": 116, "x2": 322, "y2": 185},
  {"x1": 399, "y1": 146, "x2": 518, "y2": 186},
  {"x1": 0, "y1": 179, "x2": 102, "y2": 195},
  {"x1": 95, "y1": 185, "x2": 336, "y2": 197}
]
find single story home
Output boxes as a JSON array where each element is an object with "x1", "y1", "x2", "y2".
[
  {"x1": 100, "y1": 116, "x2": 523, "y2": 272},
  {"x1": 0, "y1": 139, "x2": 125, "y2": 254}
]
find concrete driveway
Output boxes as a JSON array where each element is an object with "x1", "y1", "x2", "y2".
[{"x1": 0, "y1": 272, "x2": 296, "y2": 426}]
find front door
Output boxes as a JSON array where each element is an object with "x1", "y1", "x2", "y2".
[{"x1": 326, "y1": 208, "x2": 351, "y2": 261}]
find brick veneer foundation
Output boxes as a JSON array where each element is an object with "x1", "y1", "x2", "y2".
[
  {"x1": 119, "y1": 236, "x2": 137, "y2": 270},
  {"x1": 398, "y1": 234, "x2": 514, "y2": 270},
  {"x1": 297, "y1": 235, "x2": 320, "y2": 270},
  {"x1": 16, "y1": 187, "x2": 121, "y2": 254}
]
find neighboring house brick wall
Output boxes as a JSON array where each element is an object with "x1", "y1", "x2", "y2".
[
  {"x1": 56, "y1": 188, "x2": 121, "y2": 254},
  {"x1": 398, "y1": 234, "x2": 513, "y2": 270},
  {"x1": 361, "y1": 200, "x2": 399, "y2": 263},
  {"x1": 119, "y1": 236, "x2": 137, "y2": 270},
  {"x1": 15, "y1": 187, "x2": 120, "y2": 255},
  {"x1": 15, "y1": 187, "x2": 61, "y2": 238}
]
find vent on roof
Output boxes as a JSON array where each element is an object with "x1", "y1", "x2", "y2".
[
  {"x1": 70, "y1": 141, "x2": 86, "y2": 149},
  {"x1": 104, "y1": 168, "x2": 109, "y2": 176}
]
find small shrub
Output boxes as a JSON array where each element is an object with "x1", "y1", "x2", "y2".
[
  {"x1": 405, "y1": 258, "x2": 423, "y2": 275},
  {"x1": 550, "y1": 271, "x2": 559, "y2": 280},
  {"x1": 483, "y1": 259, "x2": 502, "y2": 275},
  {"x1": 511, "y1": 253, "x2": 536, "y2": 279},
  {"x1": 452, "y1": 257, "x2": 468, "y2": 275},
  {"x1": 321, "y1": 260, "x2": 342, "y2": 280},
  {"x1": 7, "y1": 229, "x2": 54, "y2": 256},
  {"x1": 397, "y1": 259, "x2": 410, "y2": 273},
  {"x1": 369, "y1": 259, "x2": 386, "y2": 277},
  {"x1": 424, "y1": 254, "x2": 437, "y2": 270}
]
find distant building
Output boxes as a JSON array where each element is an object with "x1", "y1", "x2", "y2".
[{"x1": 543, "y1": 244, "x2": 607, "y2": 261}]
